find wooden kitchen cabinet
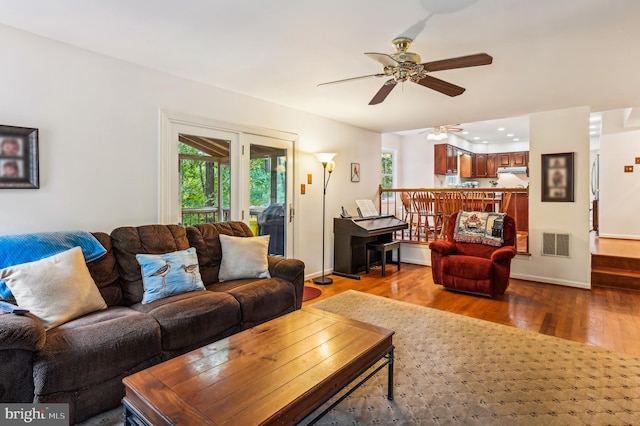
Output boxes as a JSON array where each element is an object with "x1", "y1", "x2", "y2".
[
  {"x1": 434, "y1": 144, "x2": 458, "y2": 175},
  {"x1": 447, "y1": 145, "x2": 458, "y2": 175},
  {"x1": 506, "y1": 192, "x2": 529, "y2": 232},
  {"x1": 434, "y1": 144, "x2": 448, "y2": 174},
  {"x1": 498, "y1": 153, "x2": 511, "y2": 167},
  {"x1": 436, "y1": 145, "x2": 528, "y2": 177},
  {"x1": 505, "y1": 192, "x2": 529, "y2": 253},
  {"x1": 473, "y1": 153, "x2": 488, "y2": 177},
  {"x1": 460, "y1": 153, "x2": 472, "y2": 178},
  {"x1": 510, "y1": 151, "x2": 528, "y2": 167},
  {"x1": 487, "y1": 154, "x2": 498, "y2": 178}
]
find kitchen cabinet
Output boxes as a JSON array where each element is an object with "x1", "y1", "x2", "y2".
[
  {"x1": 498, "y1": 153, "x2": 511, "y2": 167},
  {"x1": 434, "y1": 144, "x2": 458, "y2": 175},
  {"x1": 473, "y1": 154, "x2": 488, "y2": 178},
  {"x1": 506, "y1": 193, "x2": 529, "y2": 232},
  {"x1": 460, "y1": 153, "x2": 472, "y2": 178},
  {"x1": 505, "y1": 192, "x2": 529, "y2": 252},
  {"x1": 487, "y1": 154, "x2": 498, "y2": 178},
  {"x1": 434, "y1": 144, "x2": 447, "y2": 174},
  {"x1": 510, "y1": 151, "x2": 528, "y2": 167},
  {"x1": 447, "y1": 145, "x2": 458, "y2": 175}
]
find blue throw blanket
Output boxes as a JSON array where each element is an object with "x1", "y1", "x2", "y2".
[{"x1": 0, "y1": 231, "x2": 107, "y2": 298}]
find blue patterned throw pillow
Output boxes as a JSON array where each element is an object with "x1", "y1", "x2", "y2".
[{"x1": 136, "y1": 247, "x2": 205, "y2": 304}]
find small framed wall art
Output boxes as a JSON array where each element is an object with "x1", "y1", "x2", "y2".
[
  {"x1": 0, "y1": 125, "x2": 39, "y2": 189},
  {"x1": 541, "y1": 152, "x2": 574, "y2": 202},
  {"x1": 351, "y1": 163, "x2": 360, "y2": 182}
]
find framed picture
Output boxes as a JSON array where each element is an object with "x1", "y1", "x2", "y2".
[
  {"x1": 541, "y1": 152, "x2": 574, "y2": 202},
  {"x1": 351, "y1": 162, "x2": 360, "y2": 182},
  {"x1": 0, "y1": 125, "x2": 39, "y2": 189}
]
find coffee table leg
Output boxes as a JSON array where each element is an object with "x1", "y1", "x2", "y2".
[
  {"x1": 387, "y1": 346, "x2": 394, "y2": 400},
  {"x1": 122, "y1": 398, "x2": 150, "y2": 426}
]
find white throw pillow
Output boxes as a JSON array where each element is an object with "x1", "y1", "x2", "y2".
[
  {"x1": 218, "y1": 234, "x2": 271, "y2": 282},
  {"x1": 0, "y1": 246, "x2": 107, "y2": 330}
]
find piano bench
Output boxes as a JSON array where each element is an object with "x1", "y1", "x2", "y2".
[{"x1": 366, "y1": 241, "x2": 401, "y2": 277}]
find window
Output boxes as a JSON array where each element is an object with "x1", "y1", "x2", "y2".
[
  {"x1": 178, "y1": 135, "x2": 231, "y2": 226},
  {"x1": 381, "y1": 150, "x2": 394, "y2": 198}
]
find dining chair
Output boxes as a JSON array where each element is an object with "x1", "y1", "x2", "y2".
[
  {"x1": 400, "y1": 192, "x2": 418, "y2": 240},
  {"x1": 412, "y1": 191, "x2": 437, "y2": 242}
]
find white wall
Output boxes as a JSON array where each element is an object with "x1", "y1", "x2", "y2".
[
  {"x1": 0, "y1": 24, "x2": 381, "y2": 279},
  {"x1": 598, "y1": 109, "x2": 640, "y2": 239},
  {"x1": 512, "y1": 106, "x2": 592, "y2": 288},
  {"x1": 393, "y1": 133, "x2": 436, "y2": 188}
]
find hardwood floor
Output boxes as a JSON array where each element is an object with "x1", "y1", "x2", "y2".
[{"x1": 303, "y1": 262, "x2": 640, "y2": 357}]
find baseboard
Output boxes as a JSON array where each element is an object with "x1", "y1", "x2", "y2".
[
  {"x1": 598, "y1": 233, "x2": 640, "y2": 240},
  {"x1": 508, "y1": 272, "x2": 591, "y2": 289}
]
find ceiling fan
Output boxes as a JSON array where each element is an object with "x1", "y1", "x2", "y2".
[
  {"x1": 424, "y1": 124, "x2": 463, "y2": 140},
  {"x1": 318, "y1": 37, "x2": 492, "y2": 105}
]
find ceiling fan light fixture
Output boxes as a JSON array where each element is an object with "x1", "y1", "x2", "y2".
[{"x1": 427, "y1": 132, "x2": 448, "y2": 140}]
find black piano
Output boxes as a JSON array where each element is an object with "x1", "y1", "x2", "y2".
[{"x1": 333, "y1": 215, "x2": 408, "y2": 279}]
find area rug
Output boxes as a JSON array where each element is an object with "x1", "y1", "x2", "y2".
[
  {"x1": 301, "y1": 290, "x2": 640, "y2": 425},
  {"x1": 80, "y1": 290, "x2": 640, "y2": 425},
  {"x1": 302, "y1": 285, "x2": 322, "y2": 302}
]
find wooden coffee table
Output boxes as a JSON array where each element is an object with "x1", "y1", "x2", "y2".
[{"x1": 122, "y1": 307, "x2": 395, "y2": 425}]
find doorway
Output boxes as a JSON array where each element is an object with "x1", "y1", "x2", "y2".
[
  {"x1": 160, "y1": 112, "x2": 296, "y2": 257},
  {"x1": 244, "y1": 133, "x2": 293, "y2": 257}
]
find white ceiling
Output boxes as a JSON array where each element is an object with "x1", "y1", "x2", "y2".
[{"x1": 0, "y1": 0, "x2": 638, "y2": 142}]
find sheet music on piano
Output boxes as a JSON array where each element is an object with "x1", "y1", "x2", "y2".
[{"x1": 355, "y1": 199, "x2": 379, "y2": 218}]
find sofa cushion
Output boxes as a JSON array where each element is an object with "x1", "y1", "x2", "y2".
[
  {"x1": 111, "y1": 225, "x2": 190, "y2": 305},
  {"x1": 88, "y1": 232, "x2": 124, "y2": 307},
  {"x1": 131, "y1": 290, "x2": 241, "y2": 353},
  {"x1": 185, "y1": 222, "x2": 254, "y2": 285},
  {"x1": 136, "y1": 247, "x2": 205, "y2": 304},
  {"x1": 0, "y1": 247, "x2": 107, "y2": 330},
  {"x1": 218, "y1": 235, "x2": 271, "y2": 282},
  {"x1": 210, "y1": 277, "x2": 296, "y2": 326},
  {"x1": 33, "y1": 306, "x2": 161, "y2": 395}
]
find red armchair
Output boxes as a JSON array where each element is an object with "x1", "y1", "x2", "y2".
[{"x1": 429, "y1": 211, "x2": 517, "y2": 297}]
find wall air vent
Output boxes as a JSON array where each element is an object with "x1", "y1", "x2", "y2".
[{"x1": 542, "y1": 232, "x2": 571, "y2": 257}]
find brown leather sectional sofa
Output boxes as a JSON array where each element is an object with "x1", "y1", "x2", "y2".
[{"x1": 0, "y1": 221, "x2": 305, "y2": 424}]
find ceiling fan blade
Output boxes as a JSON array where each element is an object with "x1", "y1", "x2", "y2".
[
  {"x1": 369, "y1": 80, "x2": 397, "y2": 105},
  {"x1": 415, "y1": 75, "x2": 465, "y2": 97},
  {"x1": 365, "y1": 52, "x2": 398, "y2": 68},
  {"x1": 317, "y1": 73, "x2": 385, "y2": 86},
  {"x1": 422, "y1": 53, "x2": 493, "y2": 72}
]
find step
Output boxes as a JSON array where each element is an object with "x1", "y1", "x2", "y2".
[
  {"x1": 591, "y1": 267, "x2": 640, "y2": 291},
  {"x1": 591, "y1": 253, "x2": 640, "y2": 271}
]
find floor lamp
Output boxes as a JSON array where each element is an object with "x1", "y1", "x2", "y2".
[{"x1": 313, "y1": 153, "x2": 336, "y2": 285}]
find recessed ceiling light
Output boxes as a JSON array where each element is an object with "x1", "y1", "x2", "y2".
[
  {"x1": 507, "y1": 133, "x2": 514, "y2": 137},
  {"x1": 513, "y1": 138, "x2": 520, "y2": 142},
  {"x1": 590, "y1": 131, "x2": 598, "y2": 135},
  {"x1": 473, "y1": 136, "x2": 480, "y2": 140},
  {"x1": 482, "y1": 141, "x2": 488, "y2": 144},
  {"x1": 590, "y1": 125, "x2": 597, "y2": 130},
  {"x1": 498, "y1": 127, "x2": 505, "y2": 131},
  {"x1": 461, "y1": 131, "x2": 469, "y2": 135}
]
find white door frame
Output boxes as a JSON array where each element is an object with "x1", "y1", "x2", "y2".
[{"x1": 159, "y1": 110, "x2": 298, "y2": 256}]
